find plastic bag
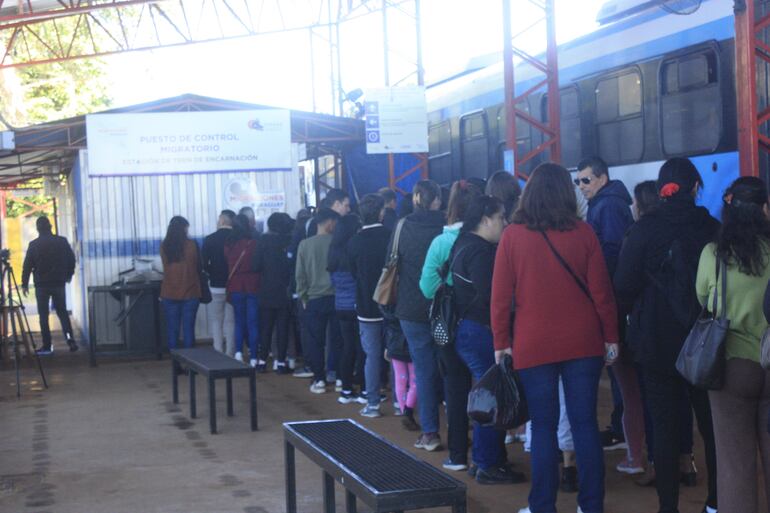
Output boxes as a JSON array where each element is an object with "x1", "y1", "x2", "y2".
[{"x1": 467, "y1": 354, "x2": 528, "y2": 430}]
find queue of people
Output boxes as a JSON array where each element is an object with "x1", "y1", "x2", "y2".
[{"x1": 157, "y1": 156, "x2": 770, "y2": 513}]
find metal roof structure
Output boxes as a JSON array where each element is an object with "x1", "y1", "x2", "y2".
[{"x1": 1, "y1": 93, "x2": 364, "y2": 187}]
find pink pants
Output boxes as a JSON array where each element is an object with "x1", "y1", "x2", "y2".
[
  {"x1": 392, "y1": 359, "x2": 417, "y2": 412},
  {"x1": 613, "y1": 360, "x2": 646, "y2": 464}
]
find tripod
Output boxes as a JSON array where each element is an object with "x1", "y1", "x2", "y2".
[{"x1": 0, "y1": 257, "x2": 47, "y2": 398}]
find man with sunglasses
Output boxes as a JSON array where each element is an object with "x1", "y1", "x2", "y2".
[{"x1": 576, "y1": 156, "x2": 635, "y2": 455}]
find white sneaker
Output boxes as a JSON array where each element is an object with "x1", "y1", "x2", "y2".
[
  {"x1": 517, "y1": 508, "x2": 531, "y2": 513},
  {"x1": 310, "y1": 380, "x2": 327, "y2": 394},
  {"x1": 288, "y1": 357, "x2": 296, "y2": 370},
  {"x1": 234, "y1": 352, "x2": 244, "y2": 362},
  {"x1": 335, "y1": 379, "x2": 343, "y2": 392},
  {"x1": 616, "y1": 459, "x2": 645, "y2": 475},
  {"x1": 578, "y1": 508, "x2": 584, "y2": 513},
  {"x1": 249, "y1": 359, "x2": 257, "y2": 368},
  {"x1": 273, "y1": 360, "x2": 279, "y2": 371},
  {"x1": 505, "y1": 433, "x2": 514, "y2": 444}
]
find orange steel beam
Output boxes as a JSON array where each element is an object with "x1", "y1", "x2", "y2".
[
  {"x1": 503, "y1": 0, "x2": 560, "y2": 180},
  {"x1": 735, "y1": 0, "x2": 766, "y2": 177}
]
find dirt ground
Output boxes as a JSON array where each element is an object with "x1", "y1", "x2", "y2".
[{"x1": 0, "y1": 343, "x2": 718, "y2": 513}]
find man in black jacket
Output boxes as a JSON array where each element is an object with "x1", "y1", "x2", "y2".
[
  {"x1": 614, "y1": 158, "x2": 719, "y2": 513},
  {"x1": 253, "y1": 212, "x2": 294, "y2": 373},
  {"x1": 202, "y1": 210, "x2": 236, "y2": 356},
  {"x1": 578, "y1": 156, "x2": 635, "y2": 451},
  {"x1": 21, "y1": 216, "x2": 77, "y2": 354}
]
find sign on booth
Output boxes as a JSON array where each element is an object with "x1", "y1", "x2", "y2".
[{"x1": 85, "y1": 110, "x2": 292, "y2": 176}]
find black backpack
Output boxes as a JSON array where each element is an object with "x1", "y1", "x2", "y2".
[
  {"x1": 647, "y1": 235, "x2": 705, "y2": 330},
  {"x1": 429, "y1": 244, "x2": 468, "y2": 347}
]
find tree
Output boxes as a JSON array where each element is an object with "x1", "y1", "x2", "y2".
[{"x1": 4, "y1": 16, "x2": 113, "y2": 125}]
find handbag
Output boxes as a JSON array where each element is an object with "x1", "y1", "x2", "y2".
[
  {"x1": 373, "y1": 218, "x2": 406, "y2": 306},
  {"x1": 761, "y1": 327, "x2": 770, "y2": 371},
  {"x1": 675, "y1": 258, "x2": 728, "y2": 390},
  {"x1": 761, "y1": 279, "x2": 770, "y2": 370},
  {"x1": 195, "y1": 244, "x2": 212, "y2": 304}
]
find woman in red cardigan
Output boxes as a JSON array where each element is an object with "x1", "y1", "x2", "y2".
[{"x1": 491, "y1": 163, "x2": 618, "y2": 513}]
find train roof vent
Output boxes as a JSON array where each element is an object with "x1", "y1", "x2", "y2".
[{"x1": 596, "y1": 0, "x2": 669, "y2": 24}]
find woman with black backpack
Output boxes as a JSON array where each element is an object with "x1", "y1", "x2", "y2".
[{"x1": 615, "y1": 157, "x2": 720, "y2": 513}]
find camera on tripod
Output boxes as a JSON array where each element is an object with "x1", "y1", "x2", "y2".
[{"x1": 0, "y1": 248, "x2": 10, "y2": 263}]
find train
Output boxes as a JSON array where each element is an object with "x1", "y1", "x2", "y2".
[{"x1": 425, "y1": 0, "x2": 739, "y2": 217}]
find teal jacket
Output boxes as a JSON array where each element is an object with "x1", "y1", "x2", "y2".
[{"x1": 419, "y1": 223, "x2": 462, "y2": 299}]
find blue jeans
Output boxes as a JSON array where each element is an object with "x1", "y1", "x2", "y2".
[
  {"x1": 304, "y1": 296, "x2": 335, "y2": 382},
  {"x1": 400, "y1": 319, "x2": 440, "y2": 434},
  {"x1": 454, "y1": 319, "x2": 504, "y2": 471},
  {"x1": 519, "y1": 356, "x2": 605, "y2": 513},
  {"x1": 230, "y1": 292, "x2": 259, "y2": 357},
  {"x1": 359, "y1": 320, "x2": 384, "y2": 406},
  {"x1": 162, "y1": 298, "x2": 199, "y2": 349}
]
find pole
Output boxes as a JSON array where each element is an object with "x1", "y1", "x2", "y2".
[
  {"x1": 382, "y1": 0, "x2": 390, "y2": 86},
  {"x1": 415, "y1": 0, "x2": 424, "y2": 86},
  {"x1": 545, "y1": 0, "x2": 561, "y2": 164},
  {"x1": 502, "y1": 0, "x2": 516, "y2": 157},
  {"x1": 735, "y1": 0, "x2": 760, "y2": 177}
]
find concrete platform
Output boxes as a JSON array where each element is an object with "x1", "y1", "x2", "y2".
[{"x1": 0, "y1": 341, "x2": 714, "y2": 513}]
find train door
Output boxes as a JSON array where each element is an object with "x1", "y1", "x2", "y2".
[{"x1": 459, "y1": 111, "x2": 490, "y2": 180}]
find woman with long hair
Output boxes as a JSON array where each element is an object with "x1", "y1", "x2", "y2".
[
  {"x1": 160, "y1": 216, "x2": 202, "y2": 349},
  {"x1": 419, "y1": 179, "x2": 483, "y2": 471},
  {"x1": 225, "y1": 214, "x2": 260, "y2": 366},
  {"x1": 491, "y1": 163, "x2": 618, "y2": 513},
  {"x1": 696, "y1": 176, "x2": 770, "y2": 513},
  {"x1": 392, "y1": 179, "x2": 445, "y2": 452}
]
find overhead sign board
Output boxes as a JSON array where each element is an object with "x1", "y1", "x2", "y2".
[
  {"x1": 86, "y1": 109, "x2": 291, "y2": 176},
  {"x1": 364, "y1": 86, "x2": 428, "y2": 154}
]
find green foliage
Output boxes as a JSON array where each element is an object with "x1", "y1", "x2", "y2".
[
  {"x1": 14, "y1": 17, "x2": 113, "y2": 123},
  {"x1": 6, "y1": 194, "x2": 53, "y2": 219}
]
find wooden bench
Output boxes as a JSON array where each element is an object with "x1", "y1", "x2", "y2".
[
  {"x1": 171, "y1": 348, "x2": 257, "y2": 434},
  {"x1": 284, "y1": 419, "x2": 466, "y2": 513}
]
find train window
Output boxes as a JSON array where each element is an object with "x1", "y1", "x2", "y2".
[
  {"x1": 595, "y1": 69, "x2": 643, "y2": 164},
  {"x1": 460, "y1": 111, "x2": 489, "y2": 180},
  {"x1": 428, "y1": 121, "x2": 451, "y2": 157},
  {"x1": 660, "y1": 49, "x2": 721, "y2": 156},
  {"x1": 543, "y1": 87, "x2": 582, "y2": 169}
]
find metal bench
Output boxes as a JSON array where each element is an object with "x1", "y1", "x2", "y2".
[
  {"x1": 284, "y1": 419, "x2": 466, "y2": 513},
  {"x1": 171, "y1": 348, "x2": 257, "y2": 434}
]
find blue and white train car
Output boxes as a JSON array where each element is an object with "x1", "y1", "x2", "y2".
[{"x1": 426, "y1": 0, "x2": 737, "y2": 217}]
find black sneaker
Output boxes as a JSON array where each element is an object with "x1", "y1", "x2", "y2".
[
  {"x1": 560, "y1": 466, "x2": 578, "y2": 493},
  {"x1": 36, "y1": 346, "x2": 53, "y2": 356},
  {"x1": 337, "y1": 391, "x2": 360, "y2": 404},
  {"x1": 67, "y1": 341, "x2": 79, "y2": 352},
  {"x1": 476, "y1": 465, "x2": 527, "y2": 485},
  {"x1": 275, "y1": 364, "x2": 291, "y2": 375},
  {"x1": 401, "y1": 409, "x2": 420, "y2": 432},
  {"x1": 601, "y1": 428, "x2": 627, "y2": 451},
  {"x1": 255, "y1": 363, "x2": 268, "y2": 373},
  {"x1": 467, "y1": 465, "x2": 478, "y2": 478}
]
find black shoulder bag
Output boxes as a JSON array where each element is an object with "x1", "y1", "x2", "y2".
[{"x1": 675, "y1": 258, "x2": 728, "y2": 390}]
